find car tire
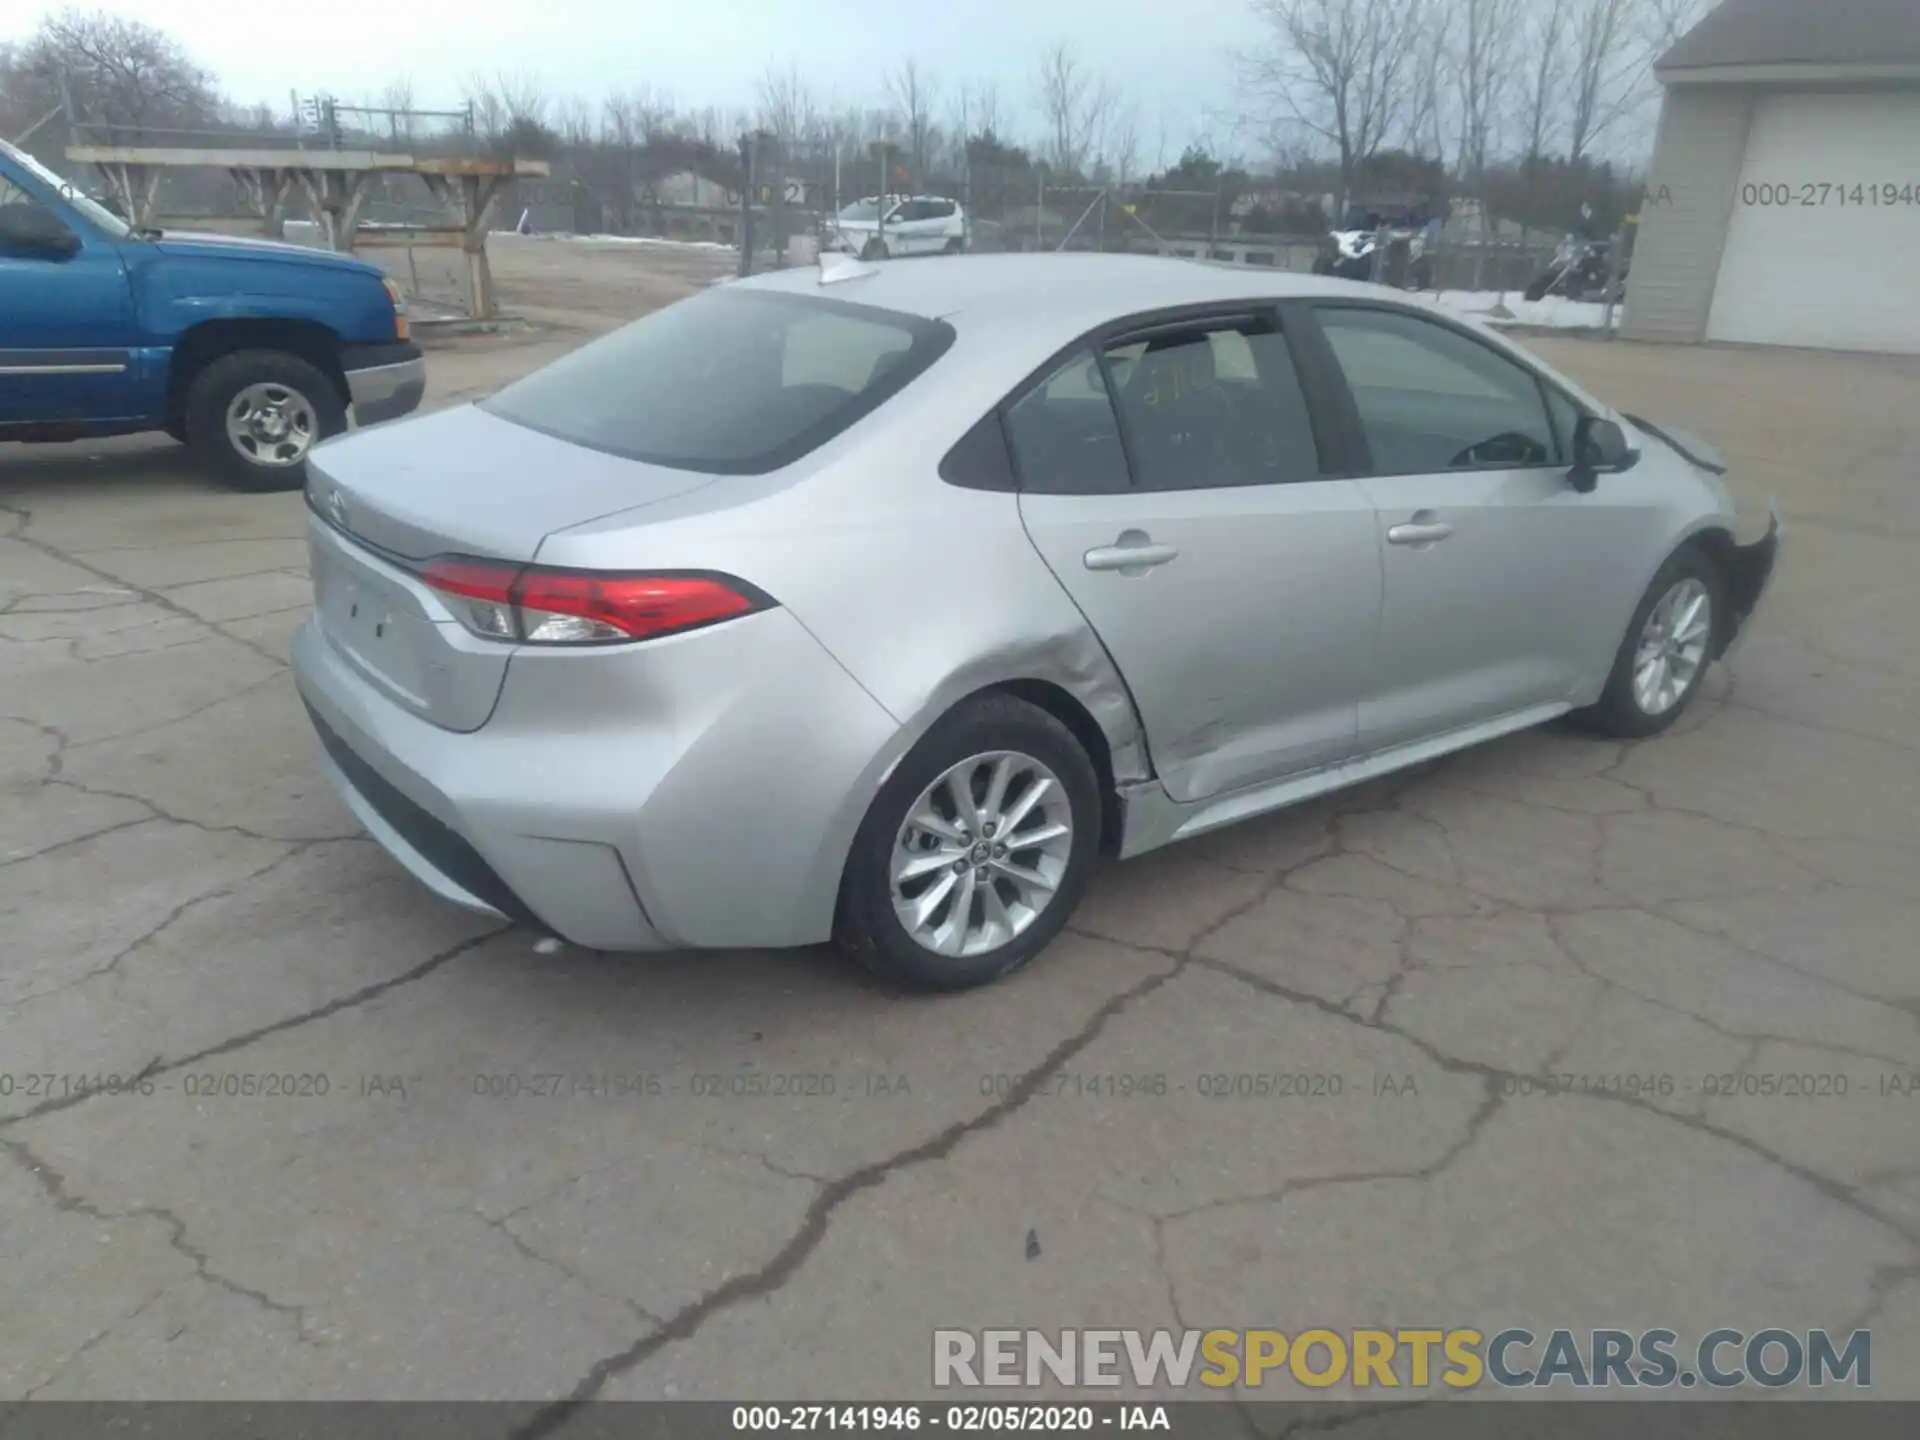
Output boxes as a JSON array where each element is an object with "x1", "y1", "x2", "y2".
[
  {"x1": 185, "y1": 349, "x2": 346, "y2": 493},
  {"x1": 835, "y1": 694, "x2": 1102, "y2": 992},
  {"x1": 1576, "y1": 544, "x2": 1724, "y2": 739},
  {"x1": 942, "y1": 237, "x2": 963, "y2": 254},
  {"x1": 860, "y1": 238, "x2": 886, "y2": 261},
  {"x1": 1523, "y1": 275, "x2": 1553, "y2": 303}
]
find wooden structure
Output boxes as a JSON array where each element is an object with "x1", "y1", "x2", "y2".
[{"x1": 64, "y1": 146, "x2": 549, "y2": 319}]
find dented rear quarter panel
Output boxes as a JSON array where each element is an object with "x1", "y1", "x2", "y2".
[{"x1": 530, "y1": 318, "x2": 1149, "y2": 934}]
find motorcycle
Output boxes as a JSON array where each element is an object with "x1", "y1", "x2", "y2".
[
  {"x1": 1312, "y1": 219, "x2": 1434, "y2": 290},
  {"x1": 1524, "y1": 236, "x2": 1625, "y2": 302}
]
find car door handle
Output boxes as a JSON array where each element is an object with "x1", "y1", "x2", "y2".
[
  {"x1": 1084, "y1": 534, "x2": 1179, "y2": 572},
  {"x1": 1387, "y1": 520, "x2": 1454, "y2": 546}
]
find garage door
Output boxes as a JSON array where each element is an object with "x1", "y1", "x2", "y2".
[{"x1": 1706, "y1": 90, "x2": 1920, "y2": 353}]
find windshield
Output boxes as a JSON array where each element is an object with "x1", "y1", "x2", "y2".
[
  {"x1": 0, "y1": 138, "x2": 133, "y2": 238},
  {"x1": 837, "y1": 200, "x2": 890, "y2": 223},
  {"x1": 480, "y1": 287, "x2": 954, "y2": 474}
]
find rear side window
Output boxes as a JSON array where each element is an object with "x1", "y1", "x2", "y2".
[
  {"x1": 1102, "y1": 319, "x2": 1322, "y2": 489},
  {"x1": 1003, "y1": 349, "x2": 1131, "y2": 495},
  {"x1": 480, "y1": 288, "x2": 953, "y2": 474}
]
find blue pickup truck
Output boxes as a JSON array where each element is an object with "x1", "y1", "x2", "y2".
[{"x1": 0, "y1": 137, "x2": 423, "y2": 491}]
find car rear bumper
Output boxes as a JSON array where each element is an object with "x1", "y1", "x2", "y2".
[
  {"x1": 294, "y1": 620, "x2": 668, "y2": 949},
  {"x1": 343, "y1": 343, "x2": 426, "y2": 427},
  {"x1": 290, "y1": 603, "x2": 902, "y2": 953}
]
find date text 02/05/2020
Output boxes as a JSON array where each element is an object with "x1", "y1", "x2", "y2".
[{"x1": 730, "y1": 1406, "x2": 1159, "y2": 1432}]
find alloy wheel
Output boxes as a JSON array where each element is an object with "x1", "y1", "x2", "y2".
[
  {"x1": 1633, "y1": 576, "x2": 1712, "y2": 715},
  {"x1": 890, "y1": 750, "x2": 1074, "y2": 959}
]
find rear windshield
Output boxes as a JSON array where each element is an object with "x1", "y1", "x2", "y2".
[{"x1": 480, "y1": 287, "x2": 953, "y2": 474}]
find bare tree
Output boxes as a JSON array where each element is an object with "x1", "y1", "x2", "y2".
[
  {"x1": 1566, "y1": 0, "x2": 1648, "y2": 163},
  {"x1": 1106, "y1": 106, "x2": 1141, "y2": 188},
  {"x1": 604, "y1": 85, "x2": 674, "y2": 146},
  {"x1": 378, "y1": 76, "x2": 415, "y2": 143},
  {"x1": 887, "y1": 58, "x2": 940, "y2": 185},
  {"x1": 1565, "y1": 0, "x2": 1713, "y2": 160},
  {"x1": 1515, "y1": 0, "x2": 1571, "y2": 160},
  {"x1": 493, "y1": 70, "x2": 550, "y2": 130},
  {"x1": 1447, "y1": 0, "x2": 1523, "y2": 189},
  {"x1": 756, "y1": 61, "x2": 815, "y2": 166},
  {"x1": 1406, "y1": 2, "x2": 1452, "y2": 167},
  {"x1": 1152, "y1": 103, "x2": 1175, "y2": 176},
  {"x1": 462, "y1": 74, "x2": 506, "y2": 142},
  {"x1": 1034, "y1": 40, "x2": 1113, "y2": 176},
  {"x1": 461, "y1": 69, "x2": 552, "y2": 160},
  {"x1": 555, "y1": 95, "x2": 594, "y2": 148},
  {"x1": 1645, "y1": 0, "x2": 1711, "y2": 49},
  {"x1": 1241, "y1": 0, "x2": 1430, "y2": 212},
  {"x1": 944, "y1": 82, "x2": 971, "y2": 172},
  {"x1": 973, "y1": 82, "x2": 1003, "y2": 143},
  {"x1": 13, "y1": 8, "x2": 220, "y2": 142}
]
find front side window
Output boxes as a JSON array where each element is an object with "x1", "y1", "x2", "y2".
[
  {"x1": 1317, "y1": 306, "x2": 1559, "y2": 474},
  {"x1": 481, "y1": 288, "x2": 952, "y2": 474},
  {"x1": 1102, "y1": 319, "x2": 1322, "y2": 490},
  {"x1": 1544, "y1": 384, "x2": 1584, "y2": 458},
  {"x1": 0, "y1": 140, "x2": 129, "y2": 239}
]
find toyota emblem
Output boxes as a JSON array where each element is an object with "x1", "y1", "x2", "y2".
[{"x1": 325, "y1": 487, "x2": 349, "y2": 529}]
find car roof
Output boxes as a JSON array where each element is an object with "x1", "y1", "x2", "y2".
[{"x1": 736, "y1": 251, "x2": 1411, "y2": 331}]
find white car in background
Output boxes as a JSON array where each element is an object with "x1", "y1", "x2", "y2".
[{"x1": 829, "y1": 196, "x2": 967, "y2": 259}]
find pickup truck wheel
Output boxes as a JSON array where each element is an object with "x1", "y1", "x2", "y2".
[{"x1": 185, "y1": 350, "x2": 346, "y2": 492}]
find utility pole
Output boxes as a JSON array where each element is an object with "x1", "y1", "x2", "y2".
[
  {"x1": 737, "y1": 133, "x2": 755, "y2": 277},
  {"x1": 868, "y1": 140, "x2": 893, "y2": 255}
]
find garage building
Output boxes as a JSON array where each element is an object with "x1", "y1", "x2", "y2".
[{"x1": 1623, "y1": 0, "x2": 1920, "y2": 354}]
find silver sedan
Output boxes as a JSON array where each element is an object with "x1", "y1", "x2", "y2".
[{"x1": 292, "y1": 253, "x2": 1778, "y2": 991}]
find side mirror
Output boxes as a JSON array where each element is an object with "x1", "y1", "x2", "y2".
[
  {"x1": 1569, "y1": 415, "x2": 1629, "y2": 493},
  {"x1": 0, "y1": 204, "x2": 82, "y2": 260}
]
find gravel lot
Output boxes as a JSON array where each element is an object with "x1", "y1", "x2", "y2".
[{"x1": 3, "y1": 238, "x2": 1918, "y2": 1415}]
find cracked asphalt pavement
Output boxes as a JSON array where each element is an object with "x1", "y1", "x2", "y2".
[{"x1": 3, "y1": 242, "x2": 1918, "y2": 1416}]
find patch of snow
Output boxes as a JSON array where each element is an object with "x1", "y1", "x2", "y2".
[
  {"x1": 1430, "y1": 289, "x2": 1618, "y2": 331},
  {"x1": 490, "y1": 231, "x2": 736, "y2": 252}
]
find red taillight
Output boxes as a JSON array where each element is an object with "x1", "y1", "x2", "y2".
[
  {"x1": 420, "y1": 558, "x2": 769, "y2": 645},
  {"x1": 421, "y1": 558, "x2": 517, "y2": 605}
]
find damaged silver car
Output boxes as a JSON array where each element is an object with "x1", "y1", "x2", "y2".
[{"x1": 293, "y1": 253, "x2": 1779, "y2": 991}]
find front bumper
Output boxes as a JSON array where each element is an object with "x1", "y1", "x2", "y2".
[
  {"x1": 1715, "y1": 508, "x2": 1782, "y2": 660},
  {"x1": 344, "y1": 342, "x2": 426, "y2": 427}
]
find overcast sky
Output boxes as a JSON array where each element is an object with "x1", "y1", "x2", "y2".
[{"x1": 7, "y1": 0, "x2": 1267, "y2": 160}]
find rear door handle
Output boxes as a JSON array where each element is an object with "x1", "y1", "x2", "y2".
[
  {"x1": 1084, "y1": 532, "x2": 1179, "y2": 573},
  {"x1": 1387, "y1": 520, "x2": 1454, "y2": 546}
]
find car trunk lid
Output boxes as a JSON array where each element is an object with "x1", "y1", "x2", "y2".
[
  {"x1": 306, "y1": 404, "x2": 719, "y2": 562},
  {"x1": 304, "y1": 405, "x2": 721, "y2": 731}
]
